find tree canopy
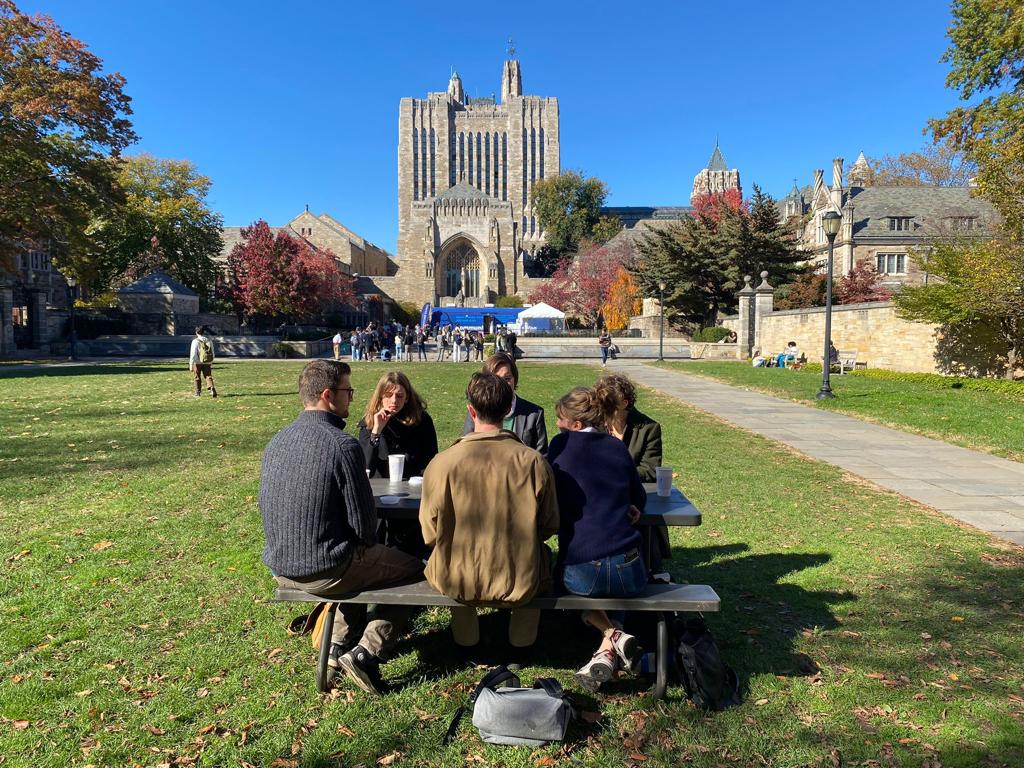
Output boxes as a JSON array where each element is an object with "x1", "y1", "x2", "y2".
[
  {"x1": 85, "y1": 154, "x2": 223, "y2": 296},
  {"x1": 0, "y1": 0, "x2": 136, "y2": 270},
  {"x1": 223, "y1": 221, "x2": 355, "y2": 322},
  {"x1": 529, "y1": 171, "x2": 621, "y2": 276},
  {"x1": 632, "y1": 186, "x2": 800, "y2": 327},
  {"x1": 866, "y1": 142, "x2": 977, "y2": 187}
]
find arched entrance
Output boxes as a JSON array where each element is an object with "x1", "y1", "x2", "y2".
[{"x1": 439, "y1": 240, "x2": 481, "y2": 298}]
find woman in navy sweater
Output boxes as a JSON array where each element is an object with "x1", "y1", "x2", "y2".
[{"x1": 547, "y1": 387, "x2": 647, "y2": 691}]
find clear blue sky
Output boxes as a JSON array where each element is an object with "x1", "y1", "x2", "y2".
[{"x1": 25, "y1": 0, "x2": 962, "y2": 253}]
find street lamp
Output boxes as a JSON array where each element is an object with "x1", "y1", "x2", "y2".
[
  {"x1": 66, "y1": 276, "x2": 78, "y2": 361},
  {"x1": 657, "y1": 281, "x2": 666, "y2": 362},
  {"x1": 817, "y1": 211, "x2": 841, "y2": 400}
]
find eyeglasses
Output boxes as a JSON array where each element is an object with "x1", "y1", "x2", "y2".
[{"x1": 332, "y1": 387, "x2": 355, "y2": 397}]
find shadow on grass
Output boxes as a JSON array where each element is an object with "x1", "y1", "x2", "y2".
[{"x1": 0, "y1": 364, "x2": 174, "y2": 379}]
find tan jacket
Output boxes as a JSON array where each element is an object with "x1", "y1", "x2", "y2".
[{"x1": 420, "y1": 430, "x2": 559, "y2": 606}]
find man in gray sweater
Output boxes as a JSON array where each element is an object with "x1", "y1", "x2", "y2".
[{"x1": 260, "y1": 360, "x2": 423, "y2": 695}]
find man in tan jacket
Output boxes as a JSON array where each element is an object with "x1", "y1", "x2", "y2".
[{"x1": 420, "y1": 372, "x2": 559, "y2": 650}]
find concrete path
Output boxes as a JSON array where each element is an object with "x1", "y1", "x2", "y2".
[{"x1": 609, "y1": 360, "x2": 1024, "y2": 547}]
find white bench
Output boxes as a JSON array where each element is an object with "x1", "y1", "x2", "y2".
[{"x1": 834, "y1": 350, "x2": 860, "y2": 374}]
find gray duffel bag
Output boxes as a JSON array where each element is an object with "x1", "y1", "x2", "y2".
[{"x1": 444, "y1": 666, "x2": 575, "y2": 747}]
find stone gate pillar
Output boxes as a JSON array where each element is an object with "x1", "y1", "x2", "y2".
[
  {"x1": 28, "y1": 282, "x2": 49, "y2": 352},
  {"x1": 754, "y1": 271, "x2": 774, "y2": 351},
  {"x1": 736, "y1": 275, "x2": 756, "y2": 359}
]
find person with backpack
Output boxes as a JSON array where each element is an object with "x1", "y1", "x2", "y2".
[
  {"x1": 189, "y1": 326, "x2": 218, "y2": 398},
  {"x1": 416, "y1": 325, "x2": 428, "y2": 361},
  {"x1": 452, "y1": 327, "x2": 463, "y2": 363}
]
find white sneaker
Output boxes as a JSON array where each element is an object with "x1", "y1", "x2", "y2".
[
  {"x1": 607, "y1": 629, "x2": 638, "y2": 671},
  {"x1": 573, "y1": 649, "x2": 616, "y2": 692}
]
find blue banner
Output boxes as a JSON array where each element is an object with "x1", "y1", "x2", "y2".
[{"x1": 419, "y1": 302, "x2": 432, "y2": 328}]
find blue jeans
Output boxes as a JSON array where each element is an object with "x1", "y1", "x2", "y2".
[
  {"x1": 600, "y1": 347, "x2": 609, "y2": 364},
  {"x1": 561, "y1": 550, "x2": 646, "y2": 626}
]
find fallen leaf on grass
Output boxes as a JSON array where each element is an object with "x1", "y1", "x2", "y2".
[
  {"x1": 377, "y1": 752, "x2": 401, "y2": 765},
  {"x1": 921, "y1": 632, "x2": 932, "y2": 640},
  {"x1": 270, "y1": 760, "x2": 297, "y2": 768},
  {"x1": 9, "y1": 549, "x2": 31, "y2": 562},
  {"x1": 754, "y1": 698, "x2": 768, "y2": 706},
  {"x1": 195, "y1": 688, "x2": 209, "y2": 698},
  {"x1": 12, "y1": 720, "x2": 30, "y2": 730},
  {"x1": 267, "y1": 648, "x2": 283, "y2": 660},
  {"x1": 76, "y1": 689, "x2": 93, "y2": 697},
  {"x1": 628, "y1": 754, "x2": 648, "y2": 762},
  {"x1": 951, "y1": 616, "x2": 964, "y2": 622},
  {"x1": 146, "y1": 725, "x2": 165, "y2": 736},
  {"x1": 535, "y1": 757, "x2": 557, "y2": 767},
  {"x1": 337, "y1": 724, "x2": 356, "y2": 737},
  {"x1": 92, "y1": 541, "x2": 113, "y2": 552}
]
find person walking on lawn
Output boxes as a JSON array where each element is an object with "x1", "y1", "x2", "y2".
[
  {"x1": 189, "y1": 326, "x2": 218, "y2": 398},
  {"x1": 420, "y1": 372, "x2": 559, "y2": 657},
  {"x1": 260, "y1": 360, "x2": 423, "y2": 696}
]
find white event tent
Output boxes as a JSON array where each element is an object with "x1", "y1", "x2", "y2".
[{"x1": 514, "y1": 302, "x2": 566, "y2": 334}]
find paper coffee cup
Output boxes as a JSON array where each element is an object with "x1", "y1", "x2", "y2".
[
  {"x1": 388, "y1": 453, "x2": 406, "y2": 480},
  {"x1": 655, "y1": 466, "x2": 673, "y2": 497}
]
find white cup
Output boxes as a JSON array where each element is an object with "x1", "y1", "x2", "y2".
[
  {"x1": 655, "y1": 466, "x2": 673, "y2": 497},
  {"x1": 388, "y1": 453, "x2": 406, "y2": 480}
]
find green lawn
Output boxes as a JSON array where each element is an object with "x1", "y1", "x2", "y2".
[
  {"x1": 663, "y1": 361, "x2": 1024, "y2": 463},
  {"x1": 1, "y1": 360, "x2": 1022, "y2": 768}
]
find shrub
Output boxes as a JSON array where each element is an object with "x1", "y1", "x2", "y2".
[
  {"x1": 268, "y1": 342, "x2": 295, "y2": 359},
  {"x1": 496, "y1": 295, "x2": 524, "y2": 308},
  {"x1": 692, "y1": 326, "x2": 732, "y2": 343},
  {"x1": 850, "y1": 368, "x2": 1024, "y2": 399}
]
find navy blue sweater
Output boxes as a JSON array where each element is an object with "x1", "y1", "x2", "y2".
[{"x1": 547, "y1": 430, "x2": 646, "y2": 566}]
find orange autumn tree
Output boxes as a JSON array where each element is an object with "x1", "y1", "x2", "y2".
[{"x1": 601, "y1": 267, "x2": 642, "y2": 330}]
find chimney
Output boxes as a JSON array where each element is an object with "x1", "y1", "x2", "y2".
[
  {"x1": 831, "y1": 158, "x2": 844, "y2": 209},
  {"x1": 812, "y1": 169, "x2": 824, "y2": 206}
]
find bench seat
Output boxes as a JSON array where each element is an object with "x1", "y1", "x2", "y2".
[{"x1": 275, "y1": 580, "x2": 720, "y2": 699}]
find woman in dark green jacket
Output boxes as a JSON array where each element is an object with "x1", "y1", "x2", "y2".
[{"x1": 595, "y1": 373, "x2": 671, "y2": 581}]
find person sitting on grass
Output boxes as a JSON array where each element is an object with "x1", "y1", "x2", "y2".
[
  {"x1": 461, "y1": 352, "x2": 548, "y2": 454},
  {"x1": 752, "y1": 348, "x2": 768, "y2": 367},
  {"x1": 419, "y1": 372, "x2": 559, "y2": 659},
  {"x1": 259, "y1": 360, "x2": 423, "y2": 696},
  {"x1": 547, "y1": 386, "x2": 647, "y2": 691},
  {"x1": 779, "y1": 340, "x2": 800, "y2": 368}
]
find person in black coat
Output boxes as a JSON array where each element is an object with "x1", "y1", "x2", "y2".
[
  {"x1": 358, "y1": 371, "x2": 439, "y2": 557},
  {"x1": 462, "y1": 353, "x2": 548, "y2": 454}
]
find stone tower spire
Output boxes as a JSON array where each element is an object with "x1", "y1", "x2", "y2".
[
  {"x1": 691, "y1": 139, "x2": 742, "y2": 204},
  {"x1": 849, "y1": 150, "x2": 871, "y2": 186},
  {"x1": 447, "y1": 70, "x2": 465, "y2": 103},
  {"x1": 501, "y1": 59, "x2": 522, "y2": 103}
]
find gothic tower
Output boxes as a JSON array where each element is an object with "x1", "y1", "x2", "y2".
[{"x1": 690, "y1": 140, "x2": 742, "y2": 203}]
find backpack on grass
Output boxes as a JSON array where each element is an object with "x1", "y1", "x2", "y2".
[{"x1": 673, "y1": 616, "x2": 741, "y2": 711}]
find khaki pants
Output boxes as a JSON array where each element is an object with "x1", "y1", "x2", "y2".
[
  {"x1": 275, "y1": 544, "x2": 423, "y2": 658},
  {"x1": 450, "y1": 606, "x2": 541, "y2": 648},
  {"x1": 192, "y1": 364, "x2": 215, "y2": 395}
]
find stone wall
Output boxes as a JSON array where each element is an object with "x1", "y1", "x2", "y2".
[{"x1": 755, "y1": 302, "x2": 939, "y2": 372}]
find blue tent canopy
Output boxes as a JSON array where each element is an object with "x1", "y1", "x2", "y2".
[{"x1": 430, "y1": 307, "x2": 522, "y2": 330}]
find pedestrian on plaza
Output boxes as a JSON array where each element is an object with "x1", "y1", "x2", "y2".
[
  {"x1": 473, "y1": 331, "x2": 485, "y2": 361},
  {"x1": 394, "y1": 327, "x2": 404, "y2": 361},
  {"x1": 332, "y1": 330, "x2": 343, "y2": 361},
  {"x1": 452, "y1": 327, "x2": 463, "y2": 363},
  {"x1": 420, "y1": 372, "x2": 559, "y2": 657},
  {"x1": 404, "y1": 327, "x2": 416, "y2": 362},
  {"x1": 417, "y1": 326, "x2": 428, "y2": 361},
  {"x1": 598, "y1": 329, "x2": 612, "y2": 367},
  {"x1": 350, "y1": 328, "x2": 361, "y2": 361},
  {"x1": 259, "y1": 360, "x2": 423, "y2": 695},
  {"x1": 189, "y1": 325, "x2": 218, "y2": 398}
]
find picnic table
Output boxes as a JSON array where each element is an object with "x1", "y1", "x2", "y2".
[{"x1": 370, "y1": 478, "x2": 701, "y2": 566}]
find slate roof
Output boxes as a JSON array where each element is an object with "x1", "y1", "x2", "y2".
[
  {"x1": 118, "y1": 270, "x2": 197, "y2": 296},
  {"x1": 437, "y1": 182, "x2": 490, "y2": 201},
  {"x1": 603, "y1": 206, "x2": 691, "y2": 229},
  {"x1": 707, "y1": 144, "x2": 728, "y2": 172},
  {"x1": 847, "y1": 186, "x2": 996, "y2": 239}
]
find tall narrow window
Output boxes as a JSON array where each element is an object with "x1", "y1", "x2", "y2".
[
  {"x1": 484, "y1": 133, "x2": 491, "y2": 195},
  {"x1": 539, "y1": 127, "x2": 545, "y2": 179},
  {"x1": 530, "y1": 127, "x2": 536, "y2": 183},
  {"x1": 459, "y1": 132, "x2": 465, "y2": 182},
  {"x1": 502, "y1": 133, "x2": 507, "y2": 201},
  {"x1": 522, "y1": 130, "x2": 528, "y2": 207},
  {"x1": 429, "y1": 128, "x2": 436, "y2": 197},
  {"x1": 412, "y1": 128, "x2": 419, "y2": 201},
  {"x1": 420, "y1": 127, "x2": 427, "y2": 200}
]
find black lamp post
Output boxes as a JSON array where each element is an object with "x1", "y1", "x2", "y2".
[
  {"x1": 817, "y1": 211, "x2": 841, "y2": 400},
  {"x1": 66, "y1": 276, "x2": 78, "y2": 361},
  {"x1": 657, "y1": 281, "x2": 666, "y2": 362}
]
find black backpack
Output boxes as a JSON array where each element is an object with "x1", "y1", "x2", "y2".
[{"x1": 673, "y1": 616, "x2": 741, "y2": 711}]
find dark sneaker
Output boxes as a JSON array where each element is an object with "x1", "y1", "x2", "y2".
[
  {"x1": 573, "y1": 649, "x2": 616, "y2": 692},
  {"x1": 338, "y1": 645, "x2": 384, "y2": 696},
  {"x1": 211, "y1": 389, "x2": 218, "y2": 398},
  {"x1": 328, "y1": 641, "x2": 355, "y2": 670}
]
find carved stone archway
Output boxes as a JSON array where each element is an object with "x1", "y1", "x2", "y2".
[{"x1": 437, "y1": 239, "x2": 481, "y2": 298}]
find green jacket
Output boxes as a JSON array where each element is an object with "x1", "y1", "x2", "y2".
[{"x1": 623, "y1": 407, "x2": 663, "y2": 482}]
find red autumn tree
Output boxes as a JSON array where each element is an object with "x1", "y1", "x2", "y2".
[
  {"x1": 836, "y1": 260, "x2": 892, "y2": 304},
  {"x1": 224, "y1": 220, "x2": 355, "y2": 321},
  {"x1": 690, "y1": 189, "x2": 746, "y2": 223},
  {"x1": 530, "y1": 239, "x2": 625, "y2": 329}
]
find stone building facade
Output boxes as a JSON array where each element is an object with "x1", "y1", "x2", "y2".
[
  {"x1": 389, "y1": 59, "x2": 560, "y2": 307},
  {"x1": 690, "y1": 142, "x2": 741, "y2": 204},
  {"x1": 785, "y1": 152, "x2": 998, "y2": 288}
]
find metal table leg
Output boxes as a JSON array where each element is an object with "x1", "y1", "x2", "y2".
[
  {"x1": 316, "y1": 604, "x2": 336, "y2": 693},
  {"x1": 653, "y1": 612, "x2": 669, "y2": 700}
]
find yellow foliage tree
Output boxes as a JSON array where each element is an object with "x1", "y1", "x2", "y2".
[{"x1": 601, "y1": 267, "x2": 642, "y2": 330}]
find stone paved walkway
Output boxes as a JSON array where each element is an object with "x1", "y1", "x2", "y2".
[{"x1": 609, "y1": 360, "x2": 1024, "y2": 547}]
